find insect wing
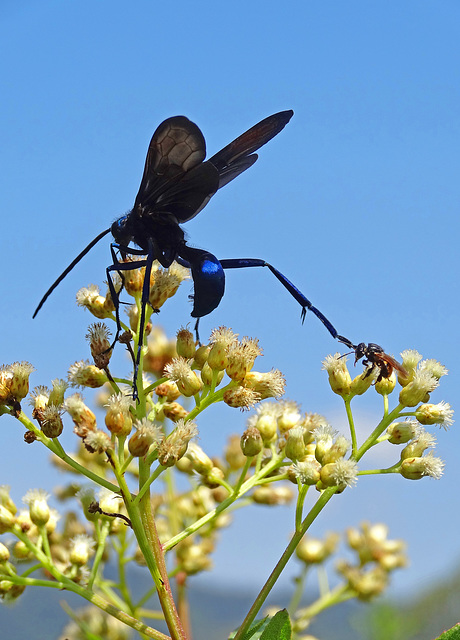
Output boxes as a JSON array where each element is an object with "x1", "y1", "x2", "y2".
[
  {"x1": 135, "y1": 116, "x2": 207, "y2": 209},
  {"x1": 209, "y1": 110, "x2": 293, "y2": 188},
  {"x1": 154, "y1": 160, "x2": 220, "y2": 223},
  {"x1": 216, "y1": 155, "x2": 258, "y2": 189},
  {"x1": 380, "y1": 353, "x2": 408, "y2": 378}
]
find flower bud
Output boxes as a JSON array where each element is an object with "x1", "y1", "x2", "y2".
[
  {"x1": 200, "y1": 363, "x2": 225, "y2": 387},
  {"x1": 250, "y1": 410, "x2": 278, "y2": 444},
  {"x1": 322, "y1": 354, "x2": 352, "y2": 397},
  {"x1": 320, "y1": 459, "x2": 358, "y2": 488},
  {"x1": 162, "y1": 402, "x2": 189, "y2": 422},
  {"x1": 386, "y1": 421, "x2": 417, "y2": 444},
  {"x1": 69, "y1": 534, "x2": 95, "y2": 566},
  {"x1": 400, "y1": 452, "x2": 444, "y2": 480},
  {"x1": 157, "y1": 419, "x2": 198, "y2": 467},
  {"x1": 68, "y1": 361, "x2": 108, "y2": 388},
  {"x1": 0, "y1": 542, "x2": 10, "y2": 563},
  {"x1": 47, "y1": 379, "x2": 68, "y2": 407},
  {"x1": 252, "y1": 485, "x2": 294, "y2": 505},
  {"x1": 322, "y1": 435, "x2": 351, "y2": 465},
  {"x1": 12, "y1": 540, "x2": 31, "y2": 560},
  {"x1": 9, "y1": 362, "x2": 35, "y2": 402},
  {"x1": 65, "y1": 393, "x2": 97, "y2": 437},
  {"x1": 223, "y1": 387, "x2": 260, "y2": 409},
  {"x1": 176, "y1": 328, "x2": 196, "y2": 359},
  {"x1": 313, "y1": 426, "x2": 335, "y2": 464},
  {"x1": 400, "y1": 457, "x2": 426, "y2": 480},
  {"x1": 0, "y1": 367, "x2": 13, "y2": 404},
  {"x1": 0, "y1": 505, "x2": 15, "y2": 533},
  {"x1": 185, "y1": 443, "x2": 213, "y2": 476},
  {"x1": 277, "y1": 401, "x2": 301, "y2": 433},
  {"x1": 240, "y1": 427, "x2": 263, "y2": 457},
  {"x1": 149, "y1": 264, "x2": 189, "y2": 309},
  {"x1": 40, "y1": 406, "x2": 64, "y2": 438},
  {"x1": 76, "y1": 284, "x2": 114, "y2": 319},
  {"x1": 226, "y1": 338, "x2": 261, "y2": 382},
  {"x1": 83, "y1": 429, "x2": 113, "y2": 454},
  {"x1": 86, "y1": 323, "x2": 113, "y2": 369},
  {"x1": 23, "y1": 489, "x2": 50, "y2": 527},
  {"x1": 243, "y1": 370, "x2": 286, "y2": 400},
  {"x1": 105, "y1": 394, "x2": 133, "y2": 437},
  {"x1": 207, "y1": 342, "x2": 228, "y2": 371},
  {"x1": 0, "y1": 486, "x2": 17, "y2": 516},
  {"x1": 350, "y1": 370, "x2": 376, "y2": 396},
  {"x1": 400, "y1": 431, "x2": 435, "y2": 460},
  {"x1": 398, "y1": 371, "x2": 439, "y2": 407},
  {"x1": 375, "y1": 372, "x2": 397, "y2": 396},
  {"x1": 285, "y1": 427, "x2": 307, "y2": 461},
  {"x1": 155, "y1": 381, "x2": 180, "y2": 402},
  {"x1": 296, "y1": 532, "x2": 339, "y2": 564},
  {"x1": 98, "y1": 490, "x2": 124, "y2": 522},
  {"x1": 338, "y1": 562, "x2": 388, "y2": 601},
  {"x1": 164, "y1": 358, "x2": 203, "y2": 397},
  {"x1": 288, "y1": 457, "x2": 321, "y2": 485},
  {"x1": 192, "y1": 344, "x2": 211, "y2": 370},
  {"x1": 128, "y1": 419, "x2": 161, "y2": 457},
  {"x1": 415, "y1": 402, "x2": 454, "y2": 428}
]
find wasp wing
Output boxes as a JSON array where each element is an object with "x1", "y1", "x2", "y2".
[
  {"x1": 209, "y1": 110, "x2": 293, "y2": 188},
  {"x1": 135, "y1": 116, "x2": 207, "y2": 209},
  {"x1": 154, "y1": 161, "x2": 220, "y2": 222}
]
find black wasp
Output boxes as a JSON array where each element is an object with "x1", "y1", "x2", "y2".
[
  {"x1": 34, "y1": 111, "x2": 355, "y2": 393},
  {"x1": 352, "y1": 343, "x2": 408, "y2": 382}
]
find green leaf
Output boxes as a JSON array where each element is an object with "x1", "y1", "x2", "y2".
[
  {"x1": 229, "y1": 611, "x2": 292, "y2": 640},
  {"x1": 434, "y1": 623, "x2": 460, "y2": 640},
  {"x1": 228, "y1": 616, "x2": 268, "y2": 640},
  {"x1": 260, "y1": 610, "x2": 292, "y2": 640}
]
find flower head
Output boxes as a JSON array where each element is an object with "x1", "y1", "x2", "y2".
[
  {"x1": 86, "y1": 323, "x2": 112, "y2": 369},
  {"x1": 398, "y1": 370, "x2": 439, "y2": 407},
  {"x1": 68, "y1": 360, "x2": 108, "y2": 389},
  {"x1": 157, "y1": 419, "x2": 198, "y2": 467},
  {"x1": 76, "y1": 284, "x2": 113, "y2": 319},
  {"x1": 23, "y1": 489, "x2": 50, "y2": 526},
  {"x1": 322, "y1": 353, "x2": 352, "y2": 396},
  {"x1": 243, "y1": 369, "x2": 286, "y2": 400},
  {"x1": 320, "y1": 458, "x2": 358, "y2": 488},
  {"x1": 415, "y1": 401, "x2": 454, "y2": 429},
  {"x1": 164, "y1": 357, "x2": 202, "y2": 396}
]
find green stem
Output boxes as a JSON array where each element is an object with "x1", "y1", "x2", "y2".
[
  {"x1": 354, "y1": 404, "x2": 405, "y2": 461},
  {"x1": 5, "y1": 574, "x2": 170, "y2": 640},
  {"x1": 133, "y1": 458, "x2": 187, "y2": 640},
  {"x1": 133, "y1": 463, "x2": 165, "y2": 506},
  {"x1": 234, "y1": 457, "x2": 253, "y2": 493},
  {"x1": 358, "y1": 463, "x2": 401, "y2": 476},
  {"x1": 295, "y1": 483, "x2": 308, "y2": 530},
  {"x1": 38, "y1": 524, "x2": 52, "y2": 560},
  {"x1": 293, "y1": 583, "x2": 354, "y2": 632},
  {"x1": 233, "y1": 486, "x2": 337, "y2": 640},
  {"x1": 88, "y1": 520, "x2": 111, "y2": 590},
  {"x1": 17, "y1": 420, "x2": 120, "y2": 494},
  {"x1": 344, "y1": 398, "x2": 357, "y2": 455},
  {"x1": 115, "y1": 528, "x2": 135, "y2": 612}
]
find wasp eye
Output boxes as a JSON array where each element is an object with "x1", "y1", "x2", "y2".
[{"x1": 111, "y1": 216, "x2": 131, "y2": 244}]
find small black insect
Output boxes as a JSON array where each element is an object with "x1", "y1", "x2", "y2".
[
  {"x1": 352, "y1": 342, "x2": 407, "y2": 382},
  {"x1": 34, "y1": 111, "x2": 354, "y2": 393}
]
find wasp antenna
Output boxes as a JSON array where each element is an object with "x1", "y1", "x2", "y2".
[{"x1": 33, "y1": 228, "x2": 112, "y2": 318}]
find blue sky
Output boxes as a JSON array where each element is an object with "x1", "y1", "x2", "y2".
[{"x1": 1, "y1": 0, "x2": 459, "y2": 609}]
